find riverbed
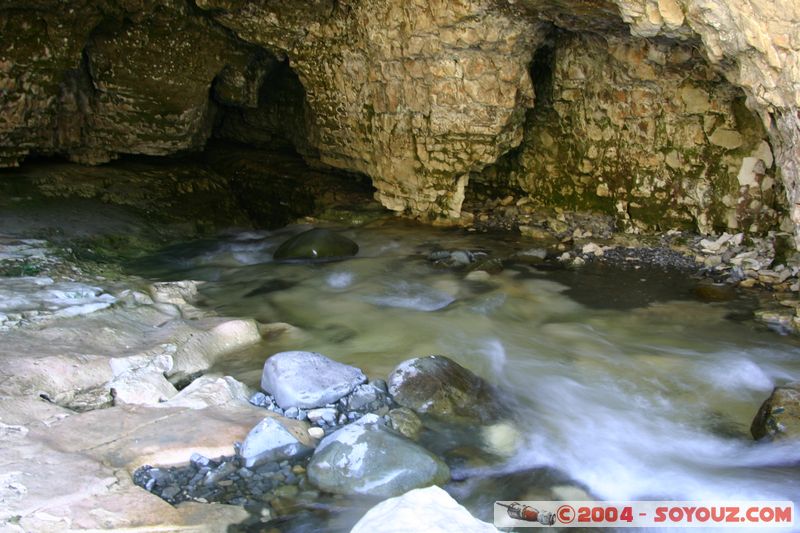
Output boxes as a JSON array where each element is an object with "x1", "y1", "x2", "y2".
[{"x1": 131, "y1": 218, "x2": 800, "y2": 529}]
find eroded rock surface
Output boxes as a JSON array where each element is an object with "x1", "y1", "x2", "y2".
[{"x1": 0, "y1": 0, "x2": 798, "y2": 237}]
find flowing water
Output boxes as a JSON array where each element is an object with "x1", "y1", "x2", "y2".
[{"x1": 132, "y1": 219, "x2": 800, "y2": 530}]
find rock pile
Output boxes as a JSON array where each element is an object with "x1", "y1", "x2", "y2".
[
  {"x1": 137, "y1": 351, "x2": 510, "y2": 511},
  {"x1": 133, "y1": 452, "x2": 310, "y2": 511}
]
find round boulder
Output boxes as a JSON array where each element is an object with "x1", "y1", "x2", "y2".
[
  {"x1": 751, "y1": 383, "x2": 800, "y2": 440},
  {"x1": 273, "y1": 228, "x2": 358, "y2": 261},
  {"x1": 387, "y1": 355, "x2": 503, "y2": 424},
  {"x1": 307, "y1": 414, "x2": 449, "y2": 498},
  {"x1": 261, "y1": 351, "x2": 367, "y2": 409}
]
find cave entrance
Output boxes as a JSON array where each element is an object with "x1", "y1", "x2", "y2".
[
  {"x1": 208, "y1": 59, "x2": 376, "y2": 229},
  {"x1": 464, "y1": 29, "x2": 782, "y2": 237}
]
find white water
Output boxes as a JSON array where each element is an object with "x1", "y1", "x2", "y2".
[{"x1": 137, "y1": 221, "x2": 800, "y2": 514}]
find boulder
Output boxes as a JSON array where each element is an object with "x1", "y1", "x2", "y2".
[
  {"x1": 240, "y1": 417, "x2": 315, "y2": 468},
  {"x1": 387, "y1": 356, "x2": 503, "y2": 424},
  {"x1": 260, "y1": 351, "x2": 366, "y2": 409},
  {"x1": 273, "y1": 229, "x2": 358, "y2": 261},
  {"x1": 751, "y1": 383, "x2": 800, "y2": 440},
  {"x1": 351, "y1": 486, "x2": 499, "y2": 533},
  {"x1": 307, "y1": 414, "x2": 449, "y2": 498}
]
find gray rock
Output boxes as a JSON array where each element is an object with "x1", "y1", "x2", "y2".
[
  {"x1": 204, "y1": 461, "x2": 237, "y2": 486},
  {"x1": 308, "y1": 407, "x2": 338, "y2": 425},
  {"x1": 261, "y1": 351, "x2": 367, "y2": 409},
  {"x1": 273, "y1": 228, "x2": 358, "y2": 261},
  {"x1": 342, "y1": 382, "x2": 385, "y2": 411},
  {"x1": 190, "y1": 453, "x2": 212, "y2": 468},
  {"x1": 387, "y1": 355, "x2": 503, "y2": 424},
  {"x1": 307, "y1": 414, "x2": 449, "y2": 498},
  {"x1": 240, "y1": 417, "x2": 314, "y2": 468}
]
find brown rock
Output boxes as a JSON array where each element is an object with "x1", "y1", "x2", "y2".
[{"x1": 751, "y1": 383, "x2": 800, "y2": 440}]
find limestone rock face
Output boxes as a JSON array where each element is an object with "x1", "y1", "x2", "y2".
[
  {"x1": 477, "y1": 33, "x2": 782, "y2": 234},
  {"x1": 607, "y1": 0, "x2": 800, "y2": 243},
  {"x1": 0, "y1": 1, "x2": 254, "y2": 166},
  {"x1": 196, "y1": 0, "x2": 543, "y2": 220},
  {"x1": 1, "y1": 0, "x2": 799, "y2": 241}
]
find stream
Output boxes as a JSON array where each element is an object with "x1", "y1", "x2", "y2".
[{"x1": 132, "y1": 218, "x2": 800, "y2": 530}]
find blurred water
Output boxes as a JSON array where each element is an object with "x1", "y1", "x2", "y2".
[{"x1": 132, "y1": 219, "x2": 800, "y2": 524}]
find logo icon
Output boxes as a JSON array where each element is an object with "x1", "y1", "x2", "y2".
[{"x1": 496, "y1": 502, "x2": 556, "y2": 525}]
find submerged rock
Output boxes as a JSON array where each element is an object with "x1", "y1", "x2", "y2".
[
  {"x1": 273, "y1": 228, "x2": 358, "y2": 261},
  {"x1": 387, "y1": 355, "x2": 503, "y2": 423},
  {"x1": 240, "y1": 417, "x2": 315, "y2": 468},
  {"x1": 307, "y1": 414, "x2": 449, "y2": 497},
  {"x1": 260, "y1": 351, "x2": 367, "y2": 409},
  {"x1": 751, "y1": 383, "x2": 800, "y2": 440},
  {"x1": 351, "y1": 486, "x2": 498, "y2": 533},
  {"x1": 386, "y1": 407, "x2": 423, "y2": 441}
]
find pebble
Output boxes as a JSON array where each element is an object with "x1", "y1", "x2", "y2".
[
  {"x1": 134, "y1": 453, "x2": 308, "y2": 509},
  {"x1": 308, "y1": 427, "x2": 325, "y2": 439}
]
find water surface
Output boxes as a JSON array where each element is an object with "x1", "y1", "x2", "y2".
[{"x1": 133, "y1": 219, "x2": 800, "y2": 528}]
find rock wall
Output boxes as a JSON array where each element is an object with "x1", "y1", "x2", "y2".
[
  {"x1": 195, "y1": 0, "x2": 544, "y2": 219},
  {"x1": 0, "y1": 1, "x2": 256, "y2": 165},
  {"x1": 474, "y1": 33, "x2": 782, "y2": 234},
  {"x1": 607, "y1": 0, "x2": 800, "y2": 240},
  {"x1": 0, "y1": 0, "x2": 798, "y2": 238}
]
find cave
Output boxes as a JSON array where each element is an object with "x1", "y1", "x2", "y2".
[{"x1": 1, "y1": 0, "x2": 799, "y2": 531}]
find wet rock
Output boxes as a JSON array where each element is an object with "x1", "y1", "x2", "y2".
[
  {"x1": 149, "y1": 281, "x2": 201, "y2": 306},
  {"x1": 260, "y1": 351, "x2": 367, "y2": 409},
  {"x1": 351, "y1": 486, "x2": 498, "y2": 533},
  {"x1": 340, "y1": 382, "x2": 390, "y2": 412},
  {"x1": 387, "y1": 356, "x2": 503, "y2": 423},
  {"x1": 240, "y1": 417, "x2": 314, "y2": 468},
  {"x1": 692, "y1": 282, "x2": 737, "y2": 302},
  {"x1": 386, "y1": 407, "x2": 423, "y2": 441},
  {"x1": 427, "y1": 249, "x2": 490, "y2": 270},
  {"x1": 273, "y1": 229, "x2": 358, "y2": 261},
  {"x1": 481, "y1": 421, "x2": 522, "y2": 457},
  {"x1": 751, "y1": 383, "x2": 800, "y2": 440},
  {"x1": 307, "y1": 414, "x2": 449, "y2": 498}
]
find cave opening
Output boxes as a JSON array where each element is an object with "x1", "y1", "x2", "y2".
[{"x1": 464, "y1": 27, "x2": 783, "y2": 238}]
